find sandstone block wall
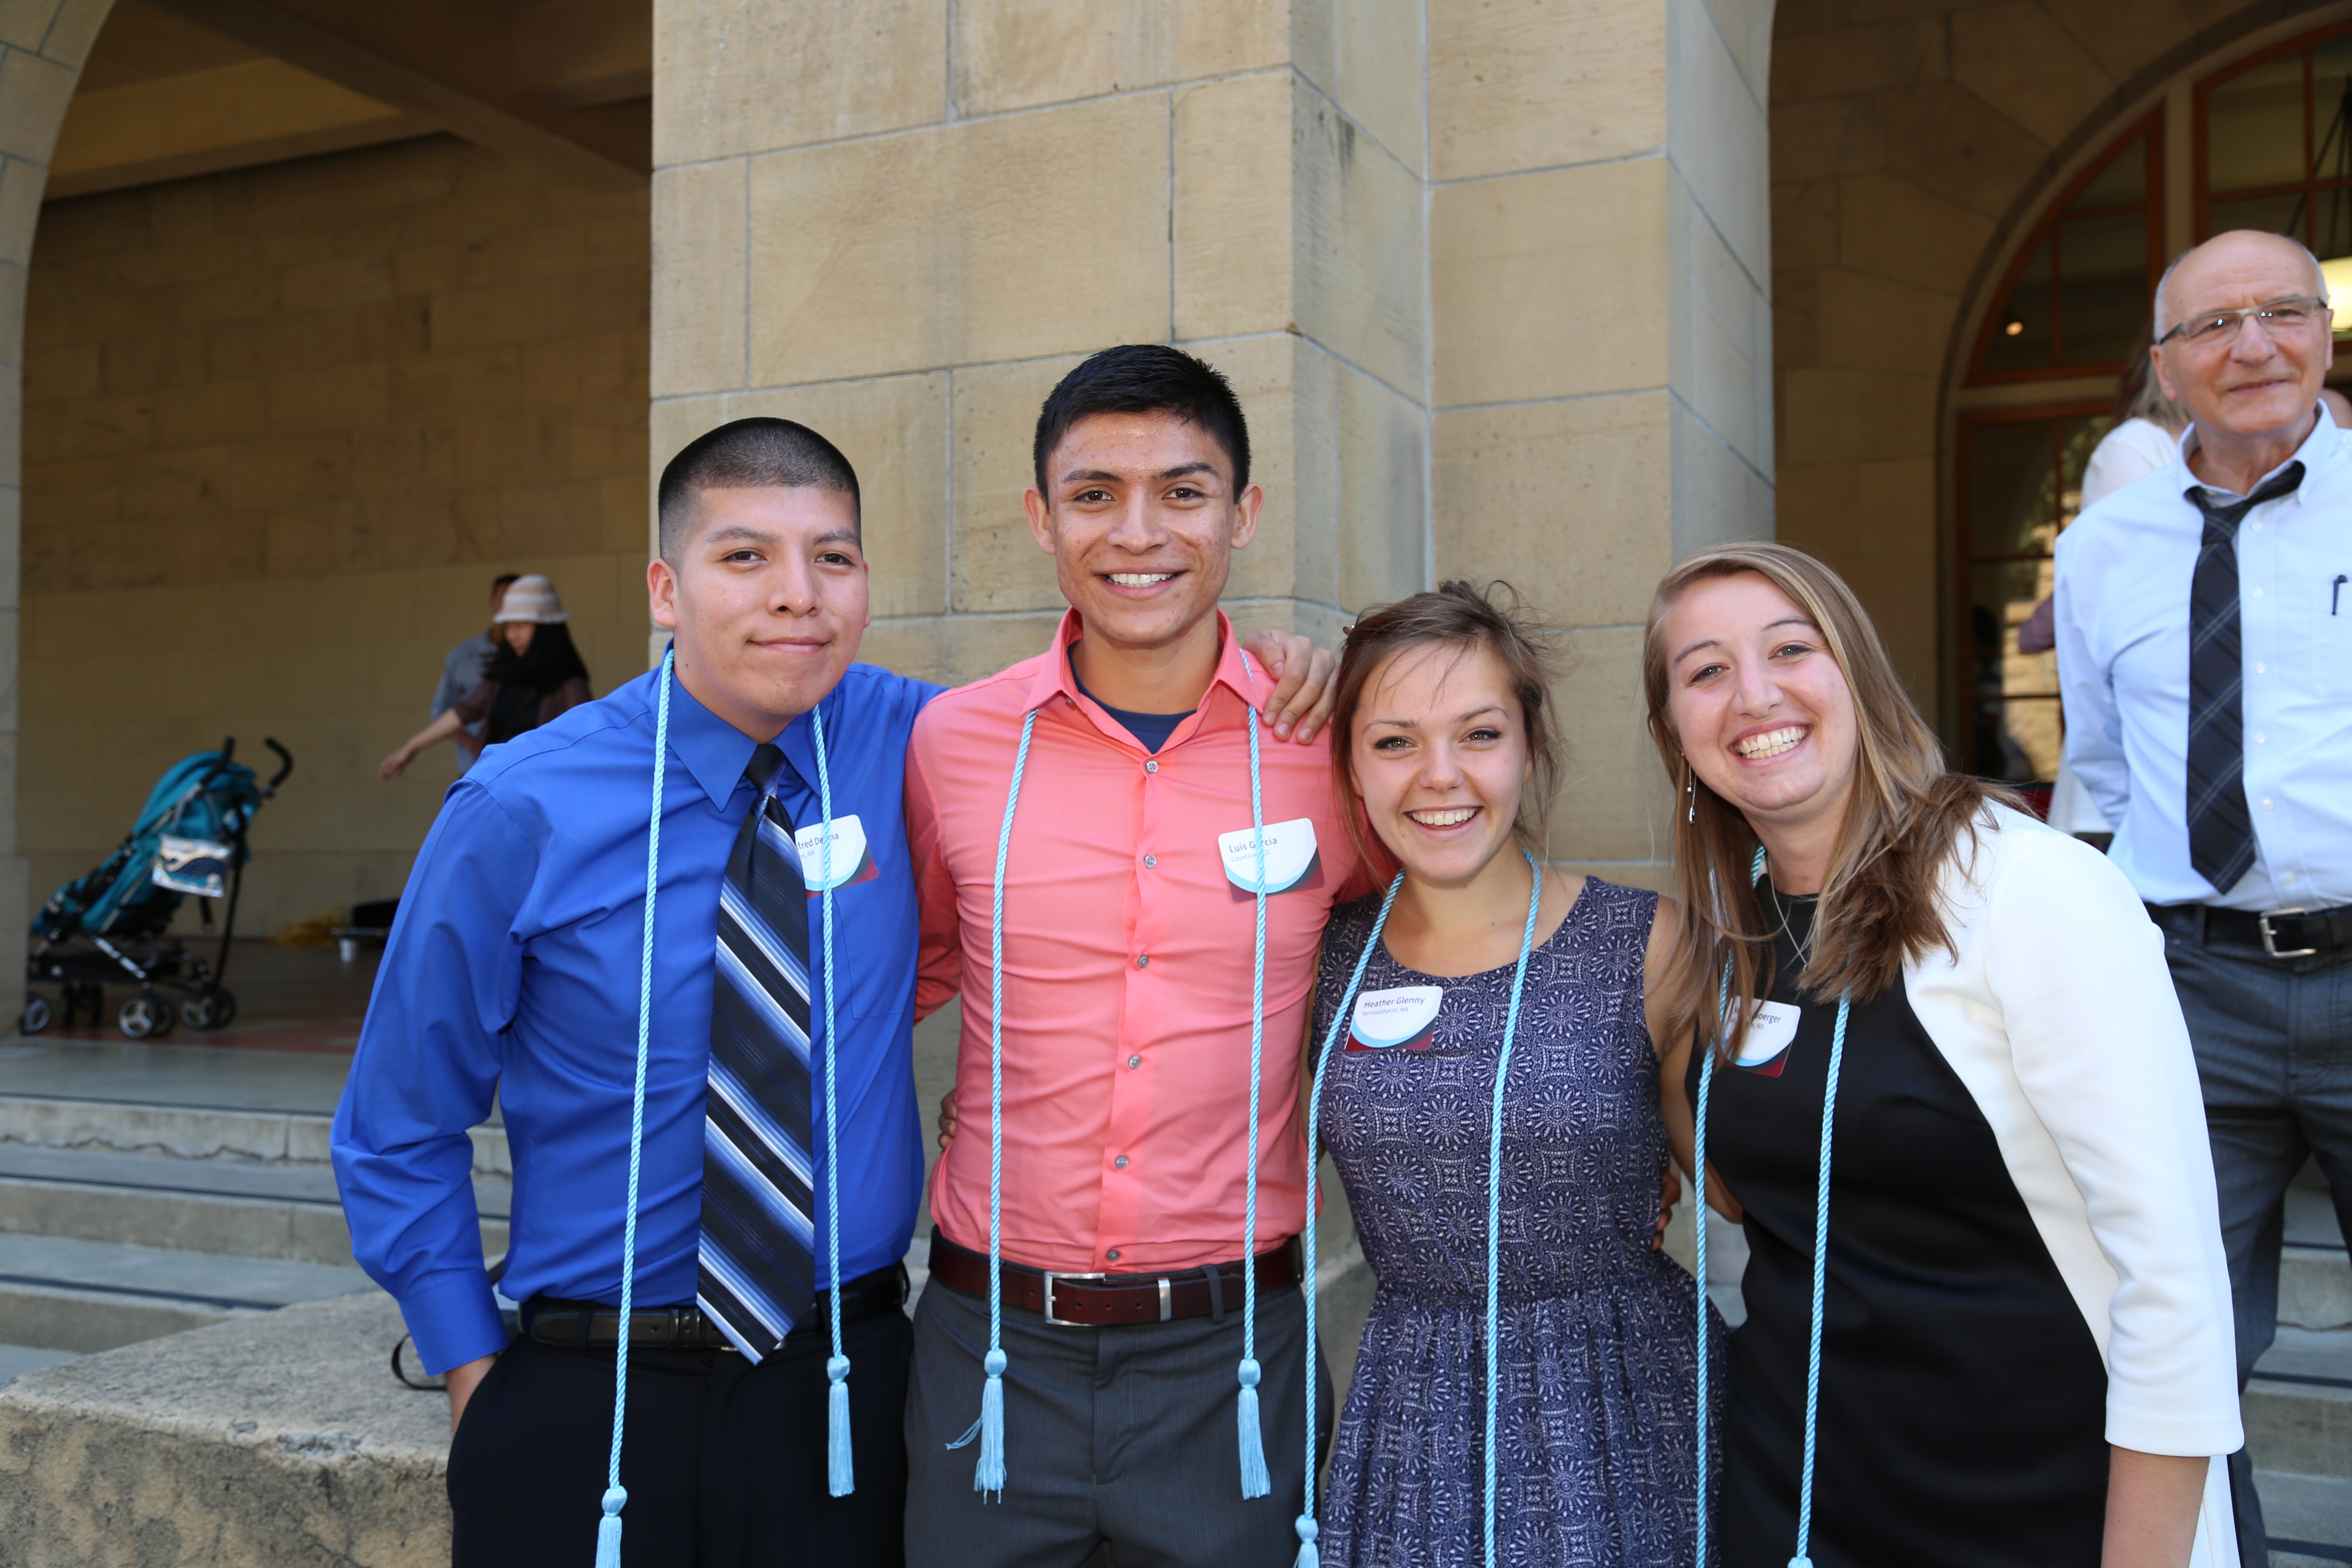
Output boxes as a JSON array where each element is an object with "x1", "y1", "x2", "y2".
[
  {"x1": 21, "y1": 133, "x2": 649, "y2": 932},
  {"x1": 652, "y1": 0, "x2": 1777, "y2": 888}
]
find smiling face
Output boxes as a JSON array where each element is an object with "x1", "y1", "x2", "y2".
[
  {"x1": 2152, "y1": 231, "x2": 2332, "y2": 443},
  {"x1": 1024, "y1": 410, "x2": 1262, "y2": 657},
  {"x1": 1660, "y1": 572, "x2": 1860, "y2": 844},
  {"x1": 1350, "y1": 641, "x2": 1532, "y2": 889},
  {"x1": 647, "y1": 484, "x2": 871, "y2": 742}
]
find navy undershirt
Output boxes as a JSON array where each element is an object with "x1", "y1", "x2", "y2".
[{"x1": 1071, "y1": 657, "x2": 1195, "y2": 754}]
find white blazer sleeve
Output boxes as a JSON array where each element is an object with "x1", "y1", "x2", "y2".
[{"x1": 1976, "y1": 830, "x2": 2241, "y2": 1456}]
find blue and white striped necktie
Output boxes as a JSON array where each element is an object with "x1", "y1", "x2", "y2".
[{"x1": 697, "y1": 741, "x2": 817, "y2": 1357}]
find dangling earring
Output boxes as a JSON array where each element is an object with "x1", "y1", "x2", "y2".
[{"x1": 1686, "y1": 768, "x2": 1697, "y2": 824}]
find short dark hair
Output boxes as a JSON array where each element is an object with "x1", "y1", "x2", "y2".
[
  {"x1": 1032, "y1": 345, "x2": 1251, "y2": 497},
  {"x1": 657, "y1": 417, "x2": 862, "y2": 559},
  {"x1": 491, "y1": 572, "x2": 521, "y2": 597}
]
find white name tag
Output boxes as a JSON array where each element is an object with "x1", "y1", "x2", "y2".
[
  {"x1": 1218, "y1": 817, "x2": 1320, "y2": 895},
  {"x1": 794, "y1": 815, "x2": 872, "y2": 893},
  {"x1": 1734, "y1": 1000, "x2": 1802, "y2": 1067},
  {"x1": 1350, "y1": 985, "x2": 1444, "y2": 1050}
]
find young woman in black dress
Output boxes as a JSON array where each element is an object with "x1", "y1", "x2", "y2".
[{"x1": 1644, "y1": 543, "x2": 2242, "y2": 1568}]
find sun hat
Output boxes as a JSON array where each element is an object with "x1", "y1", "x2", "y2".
[{"x1": 492, "y1": 574, "x2": 570, "y2": 624}]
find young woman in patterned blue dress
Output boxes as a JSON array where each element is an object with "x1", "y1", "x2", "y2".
[{"x1": 1309, "y1": 583, "x2": 1717, "y2": 1566}]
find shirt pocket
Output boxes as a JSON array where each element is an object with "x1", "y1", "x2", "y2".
[{"x1": 2310, "y1": 567, "x2": 2352, "y2": 700}]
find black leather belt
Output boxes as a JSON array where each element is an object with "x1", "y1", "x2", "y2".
[
  {"x1": 525, "y1": 1263, "x2": 908, "y2": 1352},
  {"x1": 926, "y1": 1227, "x2": 1302, "y2": 1327},
  {"x1": 2148, "y1": 901, "x2": 2352, "y2": 960}
]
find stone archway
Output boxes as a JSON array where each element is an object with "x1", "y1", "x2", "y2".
[
  {"x1": 1771, "y1": 0, "x2": 2352, "y2": 732},
  {"x1": 0, "y1": 0, "x2": 117, "y2": 1021}
]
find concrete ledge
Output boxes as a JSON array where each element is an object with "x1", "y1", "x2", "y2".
[{"x1": 0, "y1": 1294, "x2": 451, "y2": 1567}]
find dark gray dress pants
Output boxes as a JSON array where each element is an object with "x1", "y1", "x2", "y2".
[
  {"x1": 2165, "y1": 927, "x2": 2352, "y2": 1568},
  {"x1": 903, "y1": 1276, "x2": 1329, "y2": 1568}
]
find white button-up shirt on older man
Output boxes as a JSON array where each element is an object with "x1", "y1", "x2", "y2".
[{"x1": 2054, "y1": 404, "x2": 2352, "y2": 913}]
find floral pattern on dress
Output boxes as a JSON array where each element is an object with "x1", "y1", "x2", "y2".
[{"x1": 1314, "y1": 877, "x2": 1719, "y2": 1567}]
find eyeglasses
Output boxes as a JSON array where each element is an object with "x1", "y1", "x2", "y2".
[{"x1": 2157, "y1": 294, "x2": 2330, "y2": 347}]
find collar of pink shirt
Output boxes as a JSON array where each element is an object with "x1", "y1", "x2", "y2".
[
  {"x1": 1025, "y1": 606, "x2": 1267, "y2": 732},
  {"x1": 911, "y1": 608, "x2": 1373, "y2": 1276}
]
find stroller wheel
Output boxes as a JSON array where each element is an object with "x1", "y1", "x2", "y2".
[
  {"x1": 118, "y1": 993, "x2": 172, "y2": 1040},
  {"x1": 180, "y1": 992, "x2": 229, "y2": 1031},
  {"x1": 19, "y1": 994, "x2": 51, "y2": 1035},
  {"x1": 209, "y1": 989, "x2": 237, "y2": 1028}
]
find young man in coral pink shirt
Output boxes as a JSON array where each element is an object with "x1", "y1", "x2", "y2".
[{"x1": 903, "y1": 346, "x2": 1375, "y2": 1565}]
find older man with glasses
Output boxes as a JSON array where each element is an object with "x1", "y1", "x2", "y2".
[{"x1": 2055, "y1": 228, "x2": 2352, "y2": 1563}]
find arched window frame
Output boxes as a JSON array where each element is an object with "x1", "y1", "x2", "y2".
[
  {"x1": 2194, "y1": 15, "x2": 2352, "y2": 247},
  {"x1": 1964, "y1": 113, "x2": 2166, "y2": 385}
]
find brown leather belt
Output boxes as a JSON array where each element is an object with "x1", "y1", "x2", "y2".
[
  {"x1": 525, "y1": 1263, "x2": 908, "y2": 1352},
  {"x1": 925, "y1": 1227, "x2": 1302, "y2": 1327}
]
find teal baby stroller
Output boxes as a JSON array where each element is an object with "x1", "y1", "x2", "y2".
[{"x1": 24, "y1": 737, "x2": 292, "y2": 1039}]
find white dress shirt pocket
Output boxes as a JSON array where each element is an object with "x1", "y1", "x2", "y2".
[{"x1": 2310, "y1": 565, "x2": 2352, "y2": 698}]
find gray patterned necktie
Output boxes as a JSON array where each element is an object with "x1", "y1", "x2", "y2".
[
  {"x1": 696, "y1": 742, "x2": 816, "y2": 1357},
  {"x1": 2183, "y1": 461, "x2": 2302, "y2": 895}
]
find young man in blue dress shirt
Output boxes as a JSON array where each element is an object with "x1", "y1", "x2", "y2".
[{"x1": 333, "y1": 416, "x2": 1334, "y2": 1567}]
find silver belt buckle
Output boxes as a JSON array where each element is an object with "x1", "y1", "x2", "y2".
[
  {"x1": 1039, "y1": 1270, "x2": 1105, "y2": 1327},
  {"x1": 2260, "y1": 907, "x2": 2317, "y2": 960}
]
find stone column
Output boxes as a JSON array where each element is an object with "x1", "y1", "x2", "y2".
[
  {"x1": 0, "y1": 0, "x2": 112, "y2": 1025},
  {"x1": 1428, "y1": 0, "x2": 1773, "y2": 886},
  {"x1": 650, "y1": 0, "x2": 1773, "y2": 891}
]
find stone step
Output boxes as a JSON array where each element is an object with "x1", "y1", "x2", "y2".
[
  {"x1": 0, "y1": 1090, "x2": 510, "y2": 1176},
  {"x1": 2261, "y1": 1468, "x2": 2352, "y2": 1564},
  {"x1": 0, "y1": 1233, "x2": 374, "y2": 1354},
  {"x1": 0, "y1": 1342, "x2": 78, "y2": 1388},
  {"x1": 0, "y1": 1141, "x2": 510, "y2": 1265},
  {"x1": 2250, "y1": 1328, "x2": 2352, "y2": 1480}
]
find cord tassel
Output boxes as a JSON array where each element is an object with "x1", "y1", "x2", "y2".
[
  {"x1": 975, "y1": 1348, "x2": 1008, "y2": 1496},
  {"x1": 826, "y1": 1354, "x2": 854, "y2": 1497},
  {"x1": 594, "y1": 1486, "x2": 626, "y2": 1568},
  {"x1": 1236, "y1": 1357, "x2": 1271, "y2": 1499},
  {"x1": 1292, "y1": 1515, "x2": 1321, "y2": 1568}
]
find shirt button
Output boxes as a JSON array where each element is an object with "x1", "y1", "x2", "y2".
[
  {"x1": 2255, "y1": 662, "x2": 2267, "y2": 675},
  {"x1": 1127, "y1": 1055, "x2": 1142, "y2": 1069},
  {"x1": 1107, "y1": 1248, "x2": 1122, "y2": 1262},
  {"x1": 1114, "y1": 1155, "x2": 1130, "y2": 1169},
  {"x1": 2263, "y1": 798, "x2": 2276, "y2": 810},
  {"x1": 1143, "y1": 759, "x2": 1159, "y2": 774},
  {"x1": 1143, "y1": 854, "x2": 1156, "y2": 869},
  {"x1": 2284, "y1": 873, "x2": 2299, "y2": 886},
  {"x1": 2255, "y1": 732, "x2": 2267, "y2": 744},
  {"x1": 2252, "y1": 586, "x2": 2265, "y2": 599},
  {"x1": 1135, "y1": 953, "x2": 1149, "y2": 969}
]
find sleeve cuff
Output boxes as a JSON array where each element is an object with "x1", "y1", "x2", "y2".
[
  {"x1": 399, "y1": 1269, "x2": 509, "y2": 1376},
  {"x1": 2106, "y1": 1397, "x2": 2245, "y2": 1459}
]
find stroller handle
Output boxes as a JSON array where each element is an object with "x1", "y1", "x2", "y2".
[{"x1": 262, "y1": 737, "x2": 292, "y2": 794}]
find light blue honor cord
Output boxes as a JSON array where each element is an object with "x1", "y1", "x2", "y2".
[
  {"x1": 598, "y1": 658, "x2": 856, "y2": 1564},
  {"x1": 1693, "y1": 847, "x2": 1851, "y2": 1568},
  {"x1": 810, "y1": 704, "x2": 853, "y2": 1498},
  {"x1": 962, "y1": 667, "x2": 1278, "y2": 1502},
  {"x1": 1294, "y1": 872, "x2": 1405, "y2": 1568},
  {"x1": 1290, "y1": 849, "x2": 1541, "y2": 1568},
  {"x1": 947, "y1": 704, "x2": 1038, "y2": 1497},
  {"x1": 595, "y1": 648, "x2": 675, "y2": 1567},
  {"x1": 1235, "y1": 697, "x2": 1274, "y2": 1499}
]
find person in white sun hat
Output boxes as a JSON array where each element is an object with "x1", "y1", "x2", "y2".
[{"x1": 381, "y1": 573, "x2": 594, "y2": 779}]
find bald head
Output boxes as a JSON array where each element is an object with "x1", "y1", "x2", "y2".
[
  {"x1": 2148, "y1": 229, "x2": 2336, "y2": 464},
  {"x1": 2155, "y1": 229, "x2": 2328, "y2": 335}
]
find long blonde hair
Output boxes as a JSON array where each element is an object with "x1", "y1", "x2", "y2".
[{"x1": 1642, "y1": 542, "x2": 2009, "y2": 1058}]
